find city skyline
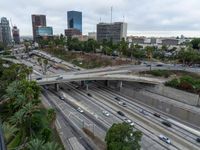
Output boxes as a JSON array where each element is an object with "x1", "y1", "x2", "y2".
[{"x1": 1, "y1": 0, "x2": 200, "y2": 37}]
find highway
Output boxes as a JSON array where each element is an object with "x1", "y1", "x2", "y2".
[
  {"x1": 50, "y1": 83, "x2": 174, "y2": 150},
  {"x1": 88, "y1": 82, "x2": 200, "y2": 146},
  {"x1": 57, "y1": 82, "x2": 199, "y2": 150},
  {"x1": 10, "y1": 49, "x2": 200, "y2": 150}
]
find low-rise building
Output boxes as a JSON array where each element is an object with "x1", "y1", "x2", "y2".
[
  {"x1": 64, "y1": 28, "x2": 81, "y2": 37},
  {"x1": 88, "y1": 32, "x2": 96, "y2": 40},
  {"x1": 162, "y1": 38, "x2": 179, "y2": 46}
]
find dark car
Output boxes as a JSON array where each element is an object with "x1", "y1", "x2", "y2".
[
  {"x1": 59, "y1": 96, "x2": 65, "y2": 100},
  {"x1": 36, "y1": 77, "x2": 42, "y2": 80},
  {"x1": 196, "y1": 137, "x2": 200, "y2": 143},
  {"x1": 162, "y1": 121, "x2": 172, "y2": 127},
  {"x1": 117, "y1": 111, "x2": 125, "y2": 117},
  {"x1": 154, "y1": 113, "x2": 161, "y2": 118},
  {"x1": 87, "y1": 93, "x2": 92, "y2": 97},
  {"x1": 115, "y1": 97, "x2": 121, "y2": 101},
  {"x1": 156, "y1": 64, "x2": 163, "y2": 67}
]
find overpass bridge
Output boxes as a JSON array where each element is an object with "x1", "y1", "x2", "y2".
[{"x1": 35, "y1": 72, "x2": 166, "y2": 91}]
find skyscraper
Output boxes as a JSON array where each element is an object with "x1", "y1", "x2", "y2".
[
  {"x1": 12, "y1": 26, "x2": 20, "y2": 44},
  {"x1": 31, "y1": 14, "x2": 46, "y2": 41},
  {"x1": 0, "y1": 17, "x2": 12, "y2": 46},
  {"x1": 0, "y1": 24, "x2": 2, "y2": 43},
  {"x1": 67, "y1": 11, "x2": 82, "y2": 33},
  {"x1": 97, "y1": 22, "x2": 127, "y2": 43}
]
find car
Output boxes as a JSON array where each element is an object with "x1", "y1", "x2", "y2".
[
  {"x1": 159, "y1": 135, "x2": 171, "y2": 144},
  {"x1": 118, "y1": 101, "x2": 127, "y2": 107},
  {"x1": 59, "y1": 96, "x2": 65, "y2": 100},
  {"x1": 56, "y1": 76, "x2": 63, "y2": 80},
  {"x1": 87, "y1": 93, "x2": 92, "y2": 97},
  {"x1": 102, "y1": 110, "x2": 110, "y2": 117},
  {"x1": 77, "y1": 107, "x2": 84, "y2": 113},
  {"x1": 162, "y1": 121, "x2": 172, "y2": 127},
  {"x1": 153, "y1": 113, "x2": 161, "y2": 118},
  {"x1": 196, "y1": 137, "x2": 200, "y2": 143},
  {"x1": 36, "y1": 77, "x2": 42, "y2": 80},
  {"x1": 156, "y1": 64, "x2": 163, "y2": 67},
  {"x1": 124, "y1": 118, "x2": 132, "y2": 123},
  {"x1": 139, "y1": 109, "x2": 147, "y2": 115},
  {"x1": 146, "y1": 64, "x2": 151, "y2": 67},
  {"x1": 130, "y1": 122, "x2": 135, "y2": 126},
  {"x1": 117, "y1": 111, "x2": 125, "y2": 117},
  {"x1": 115, "y1": 97, "x2": 121, "y2": 101}
]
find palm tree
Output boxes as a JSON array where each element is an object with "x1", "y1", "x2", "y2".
[
  {"x1": 1, "y1": 122, "x2": 19, "y2": 144},
  {"x1": 43, "y1": 142, "x2": 62, "y2": 150},
  {"x1": 27, "y1": 138, "x2": 44, "y2": 150}
]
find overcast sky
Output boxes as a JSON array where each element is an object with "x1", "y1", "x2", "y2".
[{"x1": 1, "y1": 0, "x2": 200, "y2": 37}]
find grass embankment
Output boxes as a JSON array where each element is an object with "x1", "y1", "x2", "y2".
[
  {"x1": 141, "y1": 69, "x2": 200, "y2": 94},
  {"x1": 165, "y1": 76, "x2": 200, "y2": 95},
  {"x1": 43, "y1": 48, "x2": 131, "y2": 69}
]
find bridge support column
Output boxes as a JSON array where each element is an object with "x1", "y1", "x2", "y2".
[
  {"x1": 105, "y1": 80, "x2": 110, "y2": 87},
  {"x1": 86, "y1": 84, "x2": 89, "y2": 91},
  {"x1": 55, "y1": 83, "x2": 59, "y2": 92},
  {"x1": 117, "y1": 81, "x2": 123, "y2": 91},
  {"x1": 81, "y1": 81, "x2": 85, "y2": 87}
]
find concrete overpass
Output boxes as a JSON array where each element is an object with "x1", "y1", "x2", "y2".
[{"x1": 36, "y1": 73, "x2": 166, "y2": 91}]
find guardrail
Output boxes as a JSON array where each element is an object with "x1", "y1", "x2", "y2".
[{"x1": 0, "y1": 122, "x2": 6, "y2": 150}]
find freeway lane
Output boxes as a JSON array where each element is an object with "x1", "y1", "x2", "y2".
[
  {"x1": 89, "y1": 83, "x2": 200, "y2": 147},
  {"x1": 61, "y1": 83, "x2": 177, "y2": 150}
]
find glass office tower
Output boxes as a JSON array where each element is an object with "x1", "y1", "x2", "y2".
[{"x1": 67, "y1": 11, "x2": 82, "y2": 33}]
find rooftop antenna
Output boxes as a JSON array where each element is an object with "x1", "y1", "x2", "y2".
[
  {"x1": 123, "y1": 15, "x2": 125, "y2": 22},
  {"x1": 111, "y1": 6, "x2": 113, "y2": 23},
  {"x1": 100, "y1": 17, "x2": 101, "y2": 23}
]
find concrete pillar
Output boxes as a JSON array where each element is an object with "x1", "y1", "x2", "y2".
[
  {"x1": 86, "y1": 84, "x2": 89, "y2": 91},
  {"x1": 105, "y1": 80, "x2": 110, "y2": 87},
  {"x1": 118, "y1": 81, "x2": 123, "y2": 91},
  {"x1": 81, "y1": 81, "x2": 85, "y2": 87},
  {"x1": 55, "y1": 83, "x2": 59, "y2": 92}
]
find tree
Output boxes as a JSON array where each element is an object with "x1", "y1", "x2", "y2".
[
  {"x1": 190, "y1": 38, "x2": 200, "y2": 49},
  {"x1": 105, "y1": 122, "x2": 142, "y2": 150},
  {"x1": 1, "y1": 122, "x2": 19, "y2": 143},
  {"x1": 42, "y1": 141, "x2": 62, "y2": 150},
  {"x1": 27, "y1": 138, "x2": 44, "y2": 150}
]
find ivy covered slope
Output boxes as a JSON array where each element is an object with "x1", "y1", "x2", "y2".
[{"x1": 0, "y1": 59, "x2": 63, "y2": 150}]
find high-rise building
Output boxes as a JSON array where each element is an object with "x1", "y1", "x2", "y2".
[
  {"x1": 12, "y1": 26, "x2": 20, "y2": 44},
  {"x1": 97, "y1": 22, "x2": 127, "y2": 43},
  {"x1": 0, "y1": 24, "x2": 2, "y2": 43},
  {"x1": 31, "y1": 14, "x2": 46, "y2": 41},
  {"x1": 0, "y1": 17, "x2": 12, "y2": 46},
  {"x1": 67, "y1": 11, "x2": 82, "y2": 33}
]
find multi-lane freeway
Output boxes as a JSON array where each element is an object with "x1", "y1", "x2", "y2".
[{"x1": 9, "y1": 49, "x2": 200, "y2": 150}]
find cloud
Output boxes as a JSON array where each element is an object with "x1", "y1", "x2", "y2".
[{"x1": 0, "y1": 0, "x2": 200, "y2": 36}]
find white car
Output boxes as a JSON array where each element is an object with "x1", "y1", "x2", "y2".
[
  {"x1": 118, "y1": 101, "x2": 126, "y2": 107},
  {"x1": 159, "y1": 135, "x2": 171, "y2": 144},
  {"x1": 77, "y1": 107, "x2": 84, "y2": 113},
  {"x1": 102, "y1": 110, "x2": 110, "y2": 117},
  {"x1": 124, "y1": 118, "x2": 132, "y2": 123},
  {"x1": 130, "y1": 122, "x2": 135, "y2": 126}
]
